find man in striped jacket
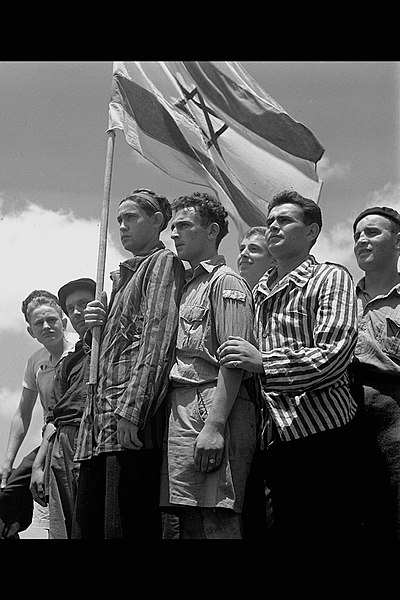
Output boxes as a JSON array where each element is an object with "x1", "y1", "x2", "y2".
[
  {"x1": 218, "y1": 190, "x2": 362, "y2": 548},
  {"x1": 72, "y1": 189, "x2": 185, "y2": 539}
]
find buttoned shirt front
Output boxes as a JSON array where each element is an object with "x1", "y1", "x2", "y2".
[
  {"x1": 75, "y1": 243, "x2": 185, "y2": 460},
  {"x1": 354, "y1": 278, "x2": 400, "y2": 377},
  {"x1": 170, "y1": 255, "x2": 256, "y2": 390},
  {"x1": 254, "y1": 255, "x2": 358, "y2": 441}
]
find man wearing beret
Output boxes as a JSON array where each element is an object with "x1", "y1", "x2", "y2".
[
  {"x1": 352, "y1": 206, "x2": 400, "y2": 544},
  {"x1": 73, "y1": 189, "x2": 185, "y2": 539},
  {"x1": 30, "y1": 278, "x2": 95, "y2": 538}
]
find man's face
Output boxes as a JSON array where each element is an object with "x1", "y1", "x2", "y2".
[
  {"x1": 170, "y1": 206, "x2": 211, "y2": 267},
  {"x1": 237, "y1": 232, "x2": 273, "y2": 286},
  {"x1": 65, "y1": 289, "x2": 94, "y2": 337},
  {"x1": 266, "y1": 203, "x2": 314, "y2": 259},
  {"x1": 117, "y1": 199, "x2": 158, "y2": 255},
  {"x1": 354, "y1": 214, "x2": 400, "y2": 272},
  {"x1": 28, "y1": 304, "x2": 65, "y2": 346}
]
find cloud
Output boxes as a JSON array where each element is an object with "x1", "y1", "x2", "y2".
[
  {"x1": 0, "y1": 200, "x2": 132, "y2": 466},
  {"x1": 313, "y1": 223, "x2": 362, "y2": 280},
  {"x1": 0, "y1": 201, "x2": 128, "y2": 333},
  {"x1": 314, "y1": 181, "x2": 400, "y2": 279},
  {"x1": 0, "y1": 199, "x2": 176, "y2": 471},
  {"x1": 318, "y1": 155, "x2": 351, "y2": 182},
  {"x1": 368, "y1": 182, "x2": 400, "y2": 213}
]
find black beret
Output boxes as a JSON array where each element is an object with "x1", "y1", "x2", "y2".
[{"x1": 353, "y1": 206, "x2": 400, "y2": 232}]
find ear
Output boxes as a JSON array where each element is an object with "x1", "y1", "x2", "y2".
[
  {"x1": 27, "y1": 325, "x2": 36, "y2": 339},
  {"x1": 62, "y1": 317, "x2": 68, "y2": 330},
  {"x1": 307, "y1": 223, "x2": 320, "y2": 244},
  {"x1": 208, "y1": 222, "x2": 220, "y2": 241},
  {"x1": 153, "y1": 211, "x2": 164, "y2": 230}
]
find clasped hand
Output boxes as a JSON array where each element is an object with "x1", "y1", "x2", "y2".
[{"x1": 217, "y1": 336, "x2": 263, "y2": 373}]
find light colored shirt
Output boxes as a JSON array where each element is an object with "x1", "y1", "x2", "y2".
[
  {"x1": 354, "y1": 278, "x2": 400, "y2": 377},
  {"x1": 254, "y1": 255, "x2": 358, "y2": 441},
  {"x1": 22, "y1": 332, "x2": 78, "y2": 422},
  {"x1": 21, "y1": 332, "x2": 78, "y2": 533},
  {"x1": 170, "y1": 255, "x2": 256, "y2": 389},
  {"x1": 75, "y1": 244, "x2": 185, "y2": 460}
]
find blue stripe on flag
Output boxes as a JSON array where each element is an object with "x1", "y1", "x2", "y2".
[
  {"x1": 113, "y1": 71, "x2": 269, "y2": 228},
  {"x1": 183, "y1": 62, "x2": 324, "y2": 163},
  {"x1": 115, "y1": 73, "x2": 200, "y2": 162}
]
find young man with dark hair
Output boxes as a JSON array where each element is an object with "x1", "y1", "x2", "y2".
[
  {"x1": 160, "y1": 191, "x2": 259, "y2": 539},
  {"x1": 72, "y1": 189, "x2": 185, "y2": 539},
  {"x1": 218, "y1": 189, "x2": 361, "y2": 547}
]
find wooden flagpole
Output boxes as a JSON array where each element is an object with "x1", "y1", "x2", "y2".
[{"x1": 88, "y1": 128, "x2": 116, "y2": 386}]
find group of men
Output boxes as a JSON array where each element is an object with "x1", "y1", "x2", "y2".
[{"x1": 0, "y1": 187, "x2": 399, "y2": 546}]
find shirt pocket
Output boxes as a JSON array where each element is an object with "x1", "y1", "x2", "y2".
[
  {"x1": 178, "y1": 304, "x2": 208, "y2": 350},
  {"x1": 381, "y1": 317, "x2": 400, "y2": 362}
]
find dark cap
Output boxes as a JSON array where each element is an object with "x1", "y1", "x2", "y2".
[
  {"x1": 353, "y1": 206, "x2": 400, "y2": 232},
  {"x1": 58, "y1": 278, "x2": 96, "y2": 315}
]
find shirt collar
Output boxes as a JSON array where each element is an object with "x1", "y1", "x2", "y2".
[
  {"x1": 118, "y1": 242, "x2": 166, "y2": 284},
  {"x1": 356, "y1": 276, "x2": 400, "y2": 299},
  {"x1": 355, "y1": 277, "x2": 366, "y2": 295},
  {"x1": 255, "y1": 255, "x2": 316, "y2": 298},
  {"x1": 185, "y1": 255, "x2": 226, "y2": 282},
  {"x1": 46, "y1": 333, "x2": 77, "y2": 366}
]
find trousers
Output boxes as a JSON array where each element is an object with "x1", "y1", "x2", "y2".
[
  {"x1": 264, "y1": 416, "x2": 365, "y2": 549},
  {"x1": 360, "y1": 384, "x2": 400, "y2": 543},
  {"x1": 0, "y1": 447, "x2": 37, "y2": 538},
  {"x1": 72, "y1": 448, "x2": 163, "y2": 539}
]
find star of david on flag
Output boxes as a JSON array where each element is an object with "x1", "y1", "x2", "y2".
[{"x1": 108, "y1": 61, "x2": 324, "y2": 238}]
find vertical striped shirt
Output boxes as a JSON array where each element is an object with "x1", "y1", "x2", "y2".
[
  {"x1": 75, "y1": 243, "x2": 185, "y2": 460},
  {"x1": 254, "y1": 255, "x2": 358, "y2": 441}
]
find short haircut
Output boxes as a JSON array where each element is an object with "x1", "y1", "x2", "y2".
[
  {"x1": 119, "y1": 188, "x2": 172, "y2": 232},
  {"x1": 171, "y1": 192, "x2": 229, "y2": 249},
  {"x1": 21, "y1": 290, "x2": 62, "y2": 324},
  {"x1": 268, "y1": 189, "x2": 323, "y2": 229},
  {"x1": 389, "y1": 221, "x2": 400, "y2": 235},
  {"x1": 242, "y1": 226, "x2": 268, "y2": 240}
]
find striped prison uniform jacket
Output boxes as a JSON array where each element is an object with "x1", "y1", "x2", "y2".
[
  {"x1": 75, "y1": 243, "x2": 185, "y2": 460},
  {"x1": 254, "y1": 255, "x2": 358, "y2": 442}
]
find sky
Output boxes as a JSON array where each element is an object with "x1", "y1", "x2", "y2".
[{"x1": 0, "y1": 60, "x2": 399, "y2": 465}]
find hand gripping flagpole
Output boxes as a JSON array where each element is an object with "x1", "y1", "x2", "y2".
[{"x1": 88, "y1": 128, "x2": 116, "y2": 389}]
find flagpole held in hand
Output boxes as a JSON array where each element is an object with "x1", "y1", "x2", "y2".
[{"x1": 88, "y1": 128, "x2": 116, "y2": 389}]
